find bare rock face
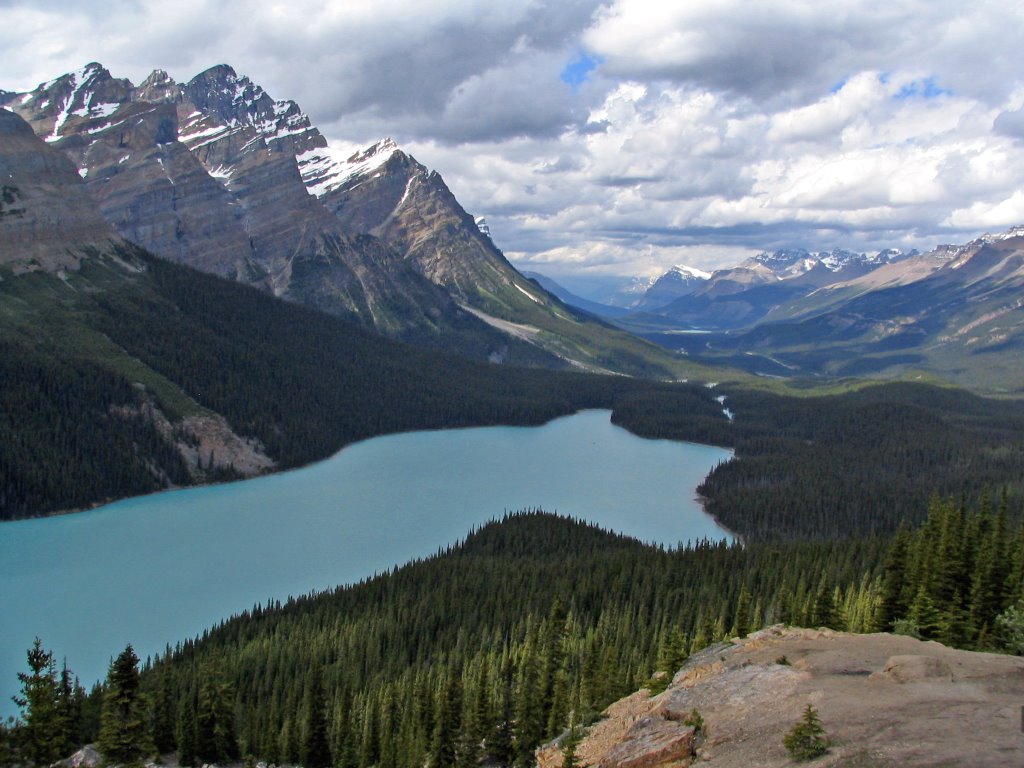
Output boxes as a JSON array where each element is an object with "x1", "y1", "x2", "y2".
[
  {"x1": 59, "y1": 745, "x2": 102, "y2": 768},
  {"x1": 546, "y1": 626, "x2": 1024, "y2": 768},
  {"x1": 0, "y1": 109, "x2": 120, "y2": 272},
  {"x1": 310, "y1": 140, "x2": 523, "y2": 304},
  {"x1": 872, "y1": 654, "x2": 954, "y2": 683},
  {"x1": 597, "y1": 716, "x2": 695, "y2": 768}
]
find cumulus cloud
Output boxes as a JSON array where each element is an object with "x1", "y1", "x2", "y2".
[{"x1": 1, "y1": 0, "x2": 1023, "y2": 284}]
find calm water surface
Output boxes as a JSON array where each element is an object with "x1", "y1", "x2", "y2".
[{"x1": 0, "y1": 410, "x2": 731, "y2": 715}]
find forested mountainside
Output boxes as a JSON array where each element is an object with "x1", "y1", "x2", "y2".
[
  {"x1": 2, "y1": 64, "x2": 698, "y2": 377},
  {"x1": 625, "y1": 382, "x2": 1024, "y2": 539},
  {"x1": 8, "y1": 501, "x2": 1023, "y2": 768},
  {"x1": 0, "y1": 244, "x2": 728, "y2": 520}
]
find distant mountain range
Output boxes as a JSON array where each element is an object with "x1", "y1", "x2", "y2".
[
  {"x1": 1, "y1": 62, "x2": 694, "y2": 378},
  {"x1": 558, "y1": 231, "x2": 1023, "y2": 393}
]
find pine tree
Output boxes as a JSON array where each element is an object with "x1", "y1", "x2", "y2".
[
  {"x1": 812, "y1": 580, "x2": 837, "y2": 630},
  {"x1": 432, "y1": 672, "x2": 462, "y2": 768},
  {"x1": 560, "y1": 713, "x2": 581, "y2": 768},
  {"x1": 97, "y1": 645, "x2": 152, "y2": 767},
  {"x1": 151, "y1": 669, "x2": 176, "y2": 754},
  {"x1": 783, "y1": 704, "x2": 828, "y2": 761},
  {"x1": 14, "y1": 638, "x2": 63, "y2": 766},
  {"x1": 909, "y1": 586, "x2": 942, "y2": 640},
  {"x1": 656, "y1": 626, "x2": 688, "y2": 675},
  {"x1": 301, "y1": 674, "x2": 332, "y2": 768},
  {"x1": 195, "y1": 659, "x2": 237, "y2": 764},
  {"x1": 873, "y1": 523, "x2": 912, "y2": 631},
  {"x1": 56, "y1": 662, "x2": 83, "y2": 756},
  {"x1": 176, "y1": 698, "x2": 197, "y2": 768},
  {"x1": 734, "y1": 589, "x2": 752, "y2": 638},
  {"x1": 487, "y1": 658, "x2": 515, "y2": 768}
]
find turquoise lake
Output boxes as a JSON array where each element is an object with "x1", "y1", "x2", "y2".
[{"x1": 0, "y1": 410, "x2": 732, "y2": 716}]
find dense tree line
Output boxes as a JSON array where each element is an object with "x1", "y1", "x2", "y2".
[
  {"x1": 874, "y1": 490, "x2": 1024, "y2": 649},
  {"x1": 2, "y1": 512, "x2": 884, "y2": 766},
  {"x1": 656, "y1": 383, "x2": 1024, "y2": 539}
]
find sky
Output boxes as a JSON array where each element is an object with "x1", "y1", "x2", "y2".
[{"x1": 2, "y1": 0, "x2": 1023, "y2": 288}]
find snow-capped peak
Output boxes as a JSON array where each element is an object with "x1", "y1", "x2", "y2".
[
  {"x1": 298, "y1": 138, "x2": 401, "y2": 198},
  {"x1": 669, "y1": 264, "x2": 712, "y2": 281},
  {"x1": 475, "y1": 217, "x2": 492, "y2": 239},
  {"x1": 38, "y1": 63, "x2": 126, "y2": 142},
  {"x1": 989, "y1": 225, "x2": 1024, "y2": 242}
]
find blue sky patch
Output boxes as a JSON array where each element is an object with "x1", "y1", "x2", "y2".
[
  {"x1": 895, "y1": 76, "x2": 950, "y2": 100},
  {"x1": 561, "y1": 52, "x2": 602, "y2": 90}
]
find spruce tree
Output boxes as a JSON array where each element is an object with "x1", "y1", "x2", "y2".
[
  {"x1": 812, "y1": 580, "x2": 836, "y2": 630},
  {"x1": 301, "y1": 674, "x2": 332, "y2": 768},
  {"x1": 13, "y1": 638, "x2": 63, "y2": 767},
  {"x1": 432, "y1": 672, "x2": 462, "y2": 768},
  {"x1": 783, "y1": 704, "x2": 828, "y2": 761},
  {"x1": 487, "y1": 659, "x2": 515, "y2": 768},
  {"x1": 56, "y1": 662, "x2": 83, "y2": 756},
  {"x1": 176, "y1": 698, "x2": 197, "y2": 768},
  {"x1": 151, "y1": 670, "x2": 176, "y2": 754},
  {"x1": 97, "y1": 645, "x2": 151, "y2": 767},
  {"x1": 734, "y1": 589, "x2": 752, "y2": 638},
  {"x1": 195, "y1": 660, "x2": 237, "y2": 764},
  {"x1": 873, "y1": 523, "x2": 912, "y2": 631}
]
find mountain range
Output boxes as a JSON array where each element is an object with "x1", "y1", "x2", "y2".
[
  {"x1": 547, "y1": 234, "x2": 1024, "y2": 393},
  {"x1": 0, "y1": 62, "x2": 703, "y2": 378}
]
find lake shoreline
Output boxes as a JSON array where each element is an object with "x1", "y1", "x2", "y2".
[{"x1": 5, "y1": 408, "x2": 734, "y2": 524}]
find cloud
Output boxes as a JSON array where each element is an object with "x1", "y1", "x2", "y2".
[
  {"x1": 994, "y1": 108, "x2": 1024, "y2": 141},
  {"x1": 1, "y1": 0, "x2": 1023, "y2": 281},
  {"x1": 582, "y1": 0, "x2": 1024, "y2": 106}
]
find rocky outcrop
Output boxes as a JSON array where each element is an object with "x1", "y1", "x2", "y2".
[
  {"x1": 59, "y1": 745, "x2": 102, "y2": 768},
  {"x1": 543, "y1": 626, "x2": 1024, "y2": 768},
  {"x1": 0, "y1": 109, "x2": 121, "y2": 272}
]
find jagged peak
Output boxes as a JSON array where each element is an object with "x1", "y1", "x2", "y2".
[
  {"x1": 298, "y1": 138, "x2": 403, "y2": 198},
  {"x1": 190, "y1": 64, "x2": 238, "y2": 84},
  {"x1": 983, "y1": 224, "x2": 1024, "y2": 242},
  {"x1": 140, "y1": 69, "x2": 175, "y2": 87},
  {"x1": 349, "y1": 137, "x2": 400, "y2": 163}
]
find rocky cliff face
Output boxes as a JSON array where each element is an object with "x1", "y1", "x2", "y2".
[
  {"x1": 5, "y1": 64, "x2": 482, "y2": 340},
  {"x1": 0, "y1": 108, "x2": 121, "y2": 272},
  {"x1": 305, "y1": 139, "x2": 523, "y2": 302},
  {"x1": 537, "y1": 625, "x2": 1024, "y2": 768}
]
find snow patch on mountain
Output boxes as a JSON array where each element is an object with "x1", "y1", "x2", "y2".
[
  {"x1": 669, "y1": 264, "x2": 712, "y2": 281},
  {"x1": 298, "y1": 138, "x2": 399, "y2": 198}
]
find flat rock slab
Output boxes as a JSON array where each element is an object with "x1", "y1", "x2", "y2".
[{"x1": 540, "y1": 626, "x2": 1024, "y2": 767}]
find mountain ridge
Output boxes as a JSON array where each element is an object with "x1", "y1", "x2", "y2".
[{"x1": 3, "y1": 62, "x2": 704, "y2": 378}]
